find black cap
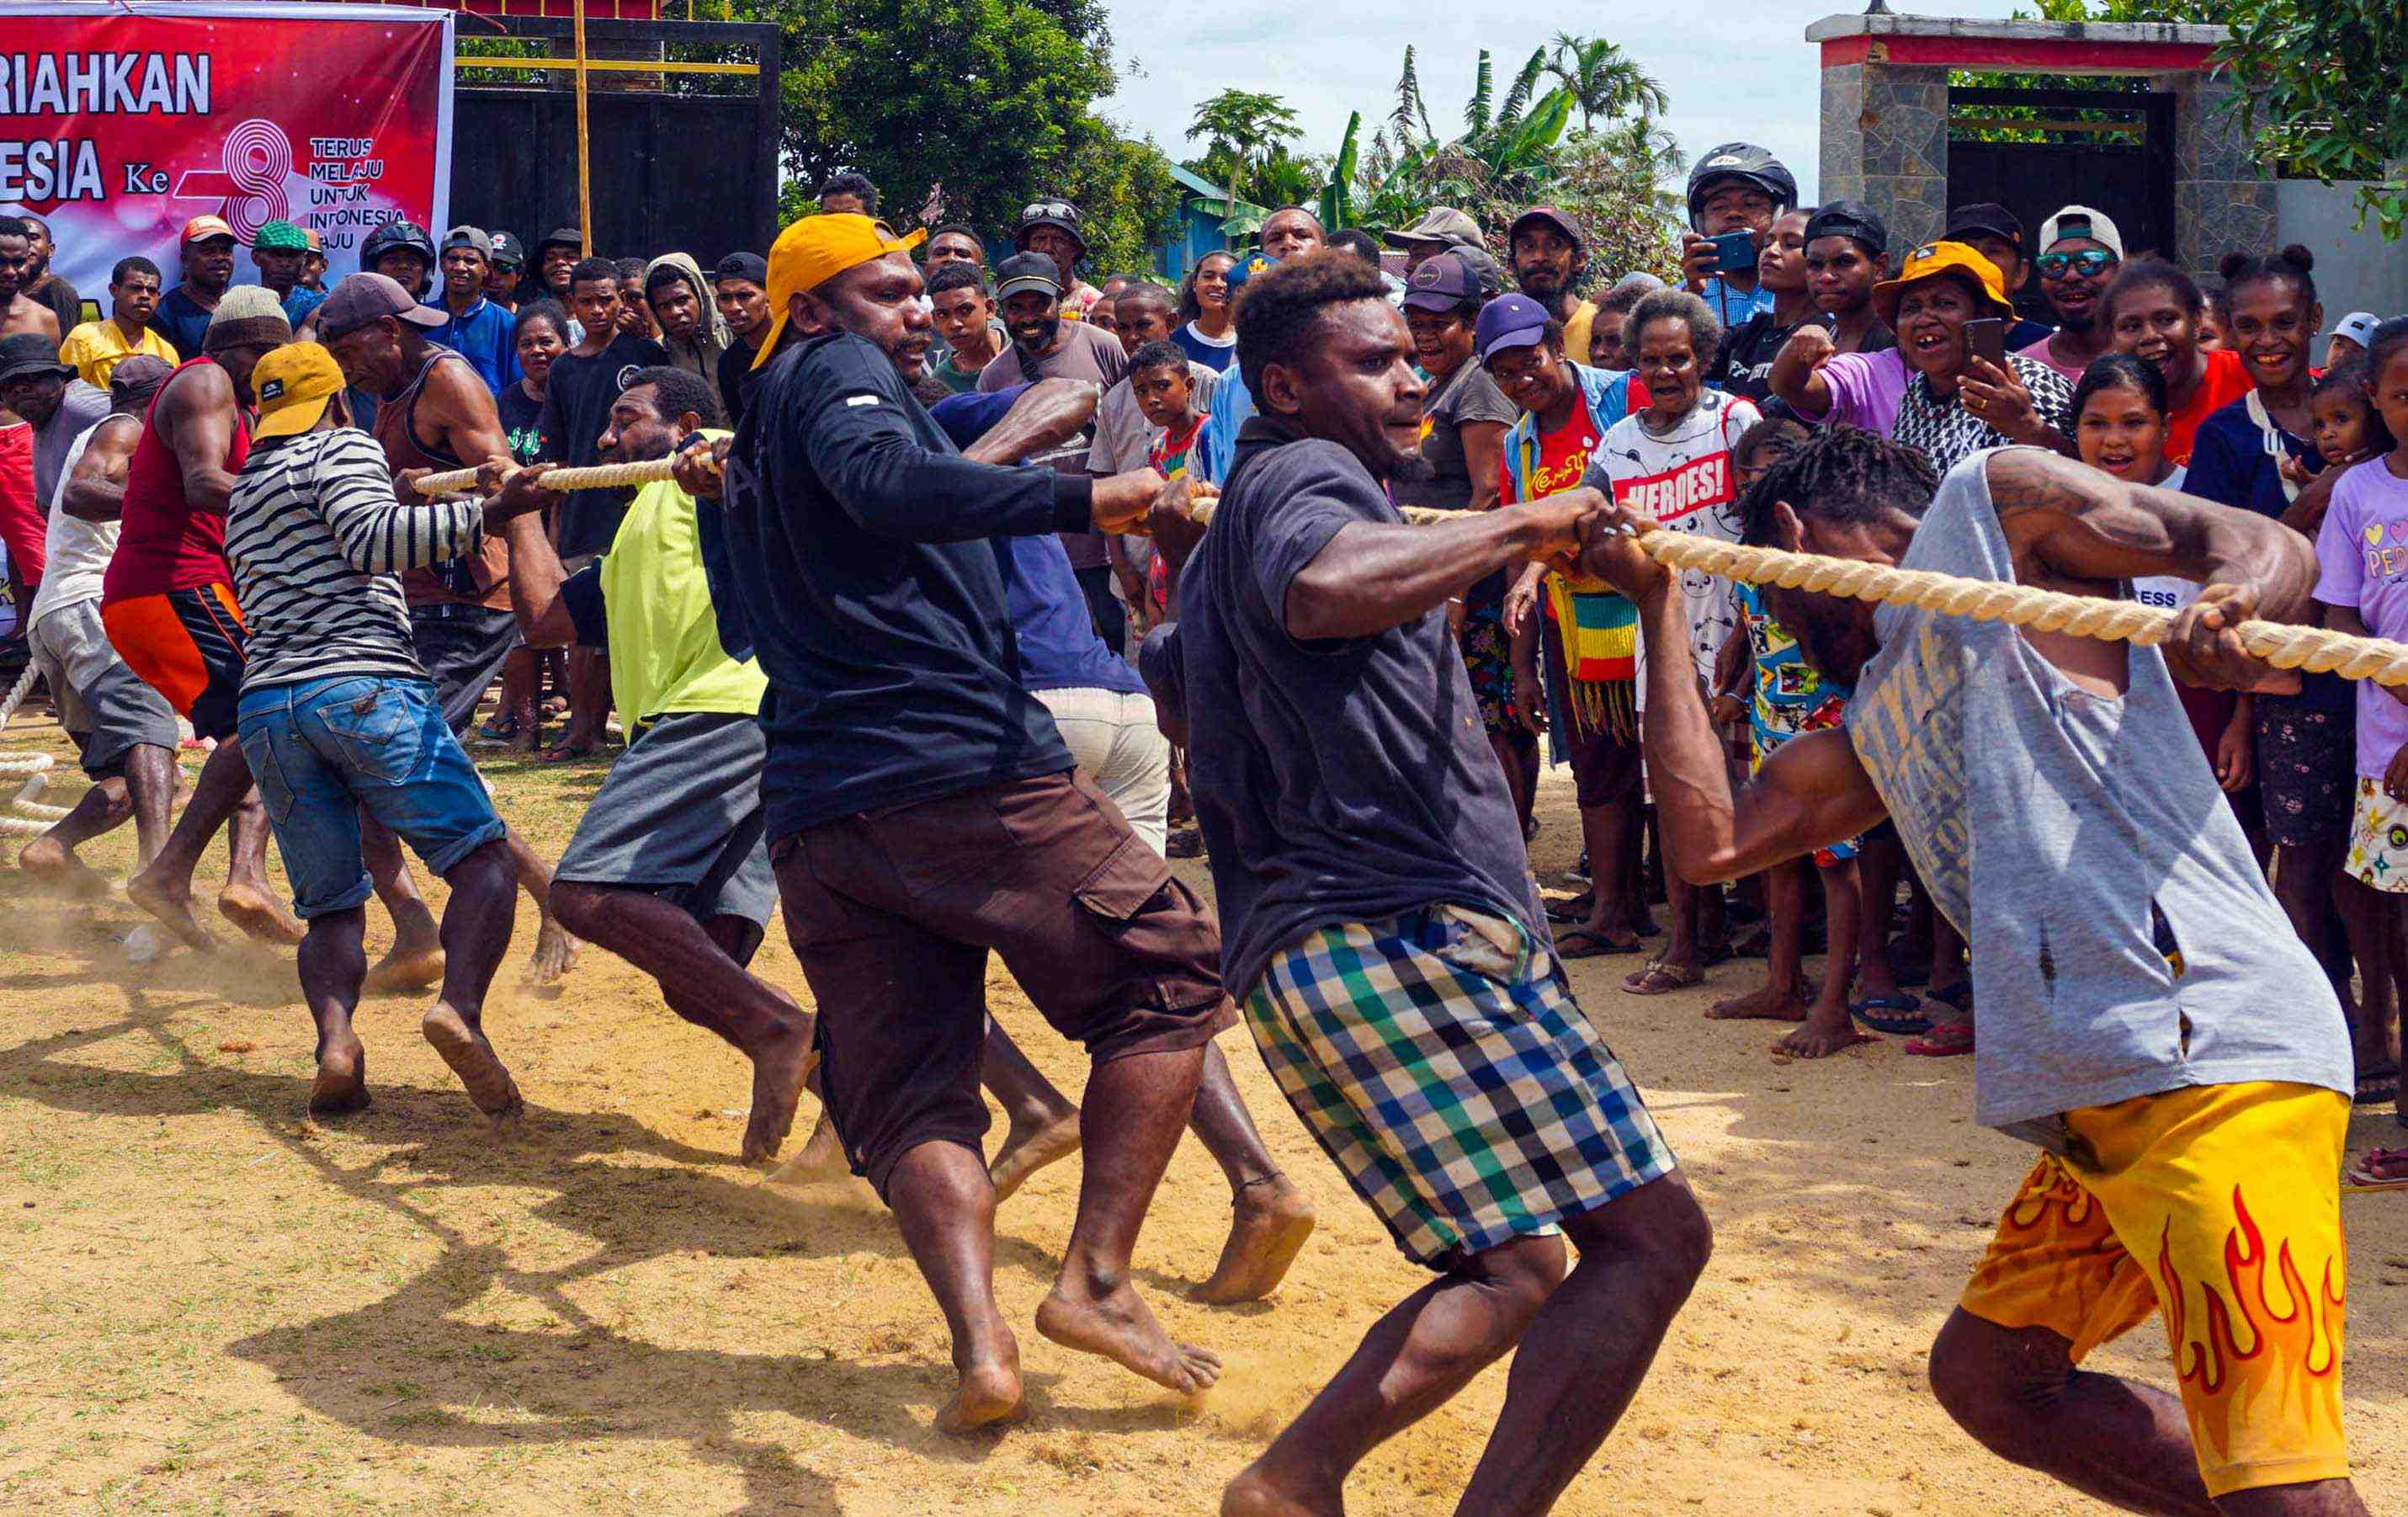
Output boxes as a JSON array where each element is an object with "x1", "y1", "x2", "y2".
[
  {"x1": 0, "y1": 331, "x2": 73, "y2": 385},
  {"x1": 713, "y1": 252, "x2": 768, "y2": 285},
  {"x1": 1944, "y1": 202, "x2": 2023, "y2": 249},
  {"x1": 993, "y1": 251, "x2": 1065, "y2": 302},
  {"x1": 537, "y1": 226, "x2": 584, "y2": 253},
  {"x1": 1805, "y1": 199, "x2": 1889, "y2": 256}
]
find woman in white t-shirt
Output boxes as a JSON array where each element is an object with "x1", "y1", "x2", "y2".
[
  {"x1": 1172, "y1": 251, "x2": 1237, "y2": 373},
  {"x1": 1583, "y1": 288, "x2": 1761, "y2": 995}
]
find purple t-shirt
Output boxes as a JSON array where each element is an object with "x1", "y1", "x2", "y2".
[
  {"x1": 2312, "y1": 457, "x2": 2408, "y2": 775},
  {"x1": 1799, "y1": 348, "x2": 1908, "y2": 439}
]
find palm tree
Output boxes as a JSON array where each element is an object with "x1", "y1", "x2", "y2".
[
  {"x1": 1187, "y1": 88, "x2": 1303, "y2": 211},
  {"x1": 1545, "y1": 33, "x2": 1670, "y2": 132}
]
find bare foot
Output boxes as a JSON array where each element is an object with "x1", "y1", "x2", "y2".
[
  {"x1": 422, "y1": 1003, "x2": 524, "y2": 1121},
  {"x1": 1776, "y1": 1008, "x2": 1878, "y2": 1060},
  {"x1": 126, "y1": 865, "x2": 217, "y2": 951},
  {"x1": 1191, "y1": 1177, "x2": 1316, "y2": 1305},
  {"x1": 765, "y1": 1110, "x2": 849, "y2": 1186},
  {"x1": 309, "y1": 1035, "x2": 371, "y2": 1114},
  {"x1": 1222, "y1": 1461, "x2": 1339, "y2": 1516},
  {"x1": 989, "y1": 1109, "x2": 1082, "y2": 1203},
  {"x1": 740, "y1": 1019, "x2": 816, "y2": 1163},
  {"x1": 1708, "y1": 980, "x2": 1812, "y2": 1021},
  {"x1": 17, "y1": 839, "x2": 113, "y2": 897},
  {"x1": 1035, "y1": 1275, "x2": 1220, "y2": 1395},
  {"x1": 364, "y1": 944, "x2": 445, "y2": 993},
  {"x1": 217, "y1": 880, "x2": 306, "y2": 946},
  {"x1": 524, "y1": 915, "x2": 578, "y2": 987},
  {"x1": 933, "y1": 1337, "x2": 1025, "y2": 1436}
]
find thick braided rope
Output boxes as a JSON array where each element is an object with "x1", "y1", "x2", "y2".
[
  {"x1": 0, "y1": 662, "x2": 64, "y2": 835},
  {"x1": 1642, "y1": 532, "x2": 2408, "y2": 686},
  {"x1": 409, "y1": 456, "x2": 677, "y2": 497},
  {"x1": 1188, "y1": 497, "x2": 2408, "y2": 687},
  {"x1": 410, "y1": 460, "x2": 2408, "y2": 687}
]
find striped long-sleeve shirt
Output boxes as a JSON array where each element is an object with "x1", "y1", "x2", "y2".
[{"x1": 226, "y1": 427, "x2": 484, "y2": 692}]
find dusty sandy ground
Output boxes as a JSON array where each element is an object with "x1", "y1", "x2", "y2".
[{"x1": 3, "y1": 706, "x2": 2406, "y2": 1514}]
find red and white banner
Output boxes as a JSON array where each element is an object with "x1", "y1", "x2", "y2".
[{"x1": 0, "y1": 2, "x2": 454, "y2": 296}]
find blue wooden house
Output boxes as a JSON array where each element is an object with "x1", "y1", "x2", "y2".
[{"x1": 1158, "y1": 164, "x2": 1234, "y2": 281}]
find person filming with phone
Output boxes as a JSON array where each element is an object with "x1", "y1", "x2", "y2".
[{"x1": 1778, "y1": 242, "x2": 2074, "y2": 476}]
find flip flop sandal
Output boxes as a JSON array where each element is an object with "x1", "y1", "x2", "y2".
[
  {"x1": 1905, "y1": 1019, "x2": 1975, "y2": 1057},
  {"x1": 2345, "y1": 1148, "x2": 2408, "y2": 1190},
  {"x1": 1851, "y1": 994, "x2": 1930, "y2": 1035},
  {"x1": 1554, "y1": 927, "x2": 1640, "y2": 960},
  {"x1": 2356, "y1": 1062, "x2": 2400, "y2": 1106},
  {"x1": 1619, "y1": 961, "x2": 1704, "y2": 996},
  {"x1": 1544, "y1": 891, "x2": 1597, "y2": 925},
  {"x1": 1927, "y1": 981, "x2": 1974, "y2": 1015},
  {"x1": 538, "y1": 740, "x2": 599, "y2": 764}
]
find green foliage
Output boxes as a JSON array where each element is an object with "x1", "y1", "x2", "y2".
[
  {"x1": 1330, "y1": 39, "x2": 1681, "y2": 283},
  {"x1": 1544, "y1": 33, "x2": 1670, "y2": 132},
  {"x1": 2219, "y1": 0, "x2": 2408, "y2": 238},
  {"x1": 734, "y1": 0, "x2": 1179, "y2": 270}
]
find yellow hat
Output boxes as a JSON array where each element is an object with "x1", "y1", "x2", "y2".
[
  {"x1": 752, "y1": 213, "x2": 927, "y2": 371},
  {"x1": 251, "y1": 342, "x2": 347, "y2": 440},
  {"x1": 1872, "y1": 240, "x2": 2014, "y2": 330}
]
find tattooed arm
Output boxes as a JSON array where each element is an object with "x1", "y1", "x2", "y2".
[{"x1": 1986, "y1": 446, "x2": 2315, "y2": 691}]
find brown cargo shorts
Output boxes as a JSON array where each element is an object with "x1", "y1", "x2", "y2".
[{"x1": 773, "y1": 768, "x2": 1235, "y2": 1197}]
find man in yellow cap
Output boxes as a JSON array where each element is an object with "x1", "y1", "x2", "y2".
[
  {"x1": 222, "y1": 342, "x2": 542, "y2": 1126},
  {"x1": 711, "y1": 212, "x2": 1225, "y2": 1433}
]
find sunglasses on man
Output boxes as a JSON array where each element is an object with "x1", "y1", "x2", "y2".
[{"x1": 2037, "y1": 249, "x2": 2117, "y2": 279}]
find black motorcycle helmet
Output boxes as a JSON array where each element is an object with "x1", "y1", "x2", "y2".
[
  {"x1": 1685, "y1": 144, "x2": 1798, "y2": 230},
  {"x1": 361, "y1": 218, "x2": 438, "y2": 297}
]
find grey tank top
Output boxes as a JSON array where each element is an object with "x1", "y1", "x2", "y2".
[{"x1": 1843, "y1": 450, "x2": 2351, "y2": 1147}]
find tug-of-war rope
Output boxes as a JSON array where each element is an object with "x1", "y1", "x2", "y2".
[
  {"x1": 403, "y1": 458, "x2": 2408, "y2": 689},
  {"x1": 0, "y1": 663, "x2": 68, "y2": 837}
]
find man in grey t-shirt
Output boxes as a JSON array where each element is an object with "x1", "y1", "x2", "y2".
[
  {"x1": 1593, "y1": 428, "x2": 2362, "y2": 1512},
  {"x1": 1142, "y1": 251, "x2": 1709, "y2": 1516}
]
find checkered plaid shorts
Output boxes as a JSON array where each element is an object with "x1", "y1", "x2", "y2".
[{"x1": 1244, "y1": 903, "x2": 1677, "y2": 1269}]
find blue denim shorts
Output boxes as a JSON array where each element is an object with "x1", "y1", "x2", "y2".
[{"x1": 237, "y1": 673, "x2": 507, "y2": 918}]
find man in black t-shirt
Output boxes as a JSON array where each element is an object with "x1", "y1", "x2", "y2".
[
  {"x1": 709, "y1": 252, "x2": 769, "y2": 426},
  {"x1": 539, "y1": 257, "x2": 666, "y2": 755}
]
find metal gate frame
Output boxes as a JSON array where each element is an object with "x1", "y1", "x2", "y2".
[
  {"x1": 1948, "y1": 84, "x2": 2177, "y2": 265},
  {"x1": 454, "y1": 14, "x2": 780, "y2": 253}
]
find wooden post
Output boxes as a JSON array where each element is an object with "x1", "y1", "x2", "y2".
[{"x1": 572, "y1": 0, "x2": 593, "y2": 251}]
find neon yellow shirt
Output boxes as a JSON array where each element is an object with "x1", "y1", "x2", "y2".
[
  {"x1": 59, "y1": 319, "x2": 178, "y2": 389},
  {"x1": 597, "y1": 431, "x2": 767, "y2": 726}
]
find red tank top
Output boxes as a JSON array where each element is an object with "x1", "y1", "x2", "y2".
[{"x1": 102, "y1": 357, "x2": 251, "y2": 602}]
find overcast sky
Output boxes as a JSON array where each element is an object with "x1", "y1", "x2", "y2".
[{"x1": 1093, "y1": 0, "x2": 2029, "y2": 205}]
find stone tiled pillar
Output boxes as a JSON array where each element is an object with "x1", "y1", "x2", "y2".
[
  {"x1": 1821, "y1": 59, "x2": 1950, "y2": 252},
  {"x1": 2171, "y1": 72, "x2": 2275, "y2": 275}
]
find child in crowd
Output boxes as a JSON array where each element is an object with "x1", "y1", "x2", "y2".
[
  {"x1": 1707, "y1": 418, "x2": 1877, "y2": 1057},
  {"x1": 2313, "y1": 324, "x2": 2408, "y2": 1174},
  {"x1": 2307, "y1": 361, "x2": 2384, "y2": 481},
  {"x1": 1131, "y1": 338, "x2": 1208, "y2": 855}
]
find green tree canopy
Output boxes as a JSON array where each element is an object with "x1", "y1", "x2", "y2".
[{"x1": 722, "y1": 0, "x2": 1180, "y2": 271}]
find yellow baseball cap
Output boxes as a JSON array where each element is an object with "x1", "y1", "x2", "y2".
[
  {"x1": 250, "y1": 342, "x2": 347, "y2": 440},
  {"x1": 1872, "y1": 239, "x2": 2014, "y2": 329},
  {"x1": 752, "y1": 212, "x2": 927, "y2": 370}
]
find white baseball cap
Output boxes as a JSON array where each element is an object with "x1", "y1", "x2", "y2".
[
  {"x1": 2327, "y1": 311, "x2": 2382, "y2": 349},
  {"x1": 2037, "y1": 205, "x2": 2124, "y2": 262}
]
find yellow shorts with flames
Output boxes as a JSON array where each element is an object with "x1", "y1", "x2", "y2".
[{"x1": 1959, "y1": 1080, "x2": 2351, "y2": 1498}]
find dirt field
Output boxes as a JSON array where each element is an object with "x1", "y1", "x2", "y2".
[{"x1": 3, "y1": 708, "x2": 2405, "y2": 1514}]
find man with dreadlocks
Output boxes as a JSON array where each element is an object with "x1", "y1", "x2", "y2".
[{"x1": 1589, "y1": 428, "x2": 2363, "y2": 1514}]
